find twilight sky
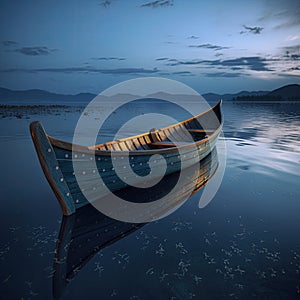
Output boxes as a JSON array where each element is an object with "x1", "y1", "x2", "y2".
[{"x1": 0, "y1": 0, "x2": 299, "y2": 94}]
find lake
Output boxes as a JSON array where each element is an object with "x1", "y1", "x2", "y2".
[{"x1": 0, "y1": 101, "x2": 300, "y2": 299}]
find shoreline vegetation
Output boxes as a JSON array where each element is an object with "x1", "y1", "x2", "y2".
[
  {"x1": 233, "y1": 95, "x2": 300, "y2": 102},
  {"x1": 0, "y1": 104, "x2": 82, "y2": 119}
]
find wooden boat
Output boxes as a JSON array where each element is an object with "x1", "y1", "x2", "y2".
[
  {"x1": 53, "y1": 149, "x2": 219, "y2": 298},
  {"x1": 30, "y1": 100, "x2": 222, "y2": 216}
]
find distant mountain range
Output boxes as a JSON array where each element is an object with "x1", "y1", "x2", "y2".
[
  {"x1": 0, "y1": 87, "x2": 95, "y2": 103},
  {"x1": 0, "y1": 84, "x2": 299, "y2": 104}
]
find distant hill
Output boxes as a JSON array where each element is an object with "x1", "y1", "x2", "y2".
[
  {"x1": 0, "y1": 87, "x2": 96, "y2": 104},
  {"x1": 202, "y1": 90, "x2": 268, "y2": 102},
  {"x1": 233, "y1": 84, "x2": 300, "y2": 102},
  {"x1": 267, "y1": 84, "x2": 300, "y2": 99},
  {"x1": 0, "y1": 84, "x2": 299, "y2": 104}
]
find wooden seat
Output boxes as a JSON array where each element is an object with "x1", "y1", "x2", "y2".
[
  {"x1": 149, "y1": 141, "x2": 191, "y2": 148},
  {"x1": 188, "y1": 129, "x2": 214, "y2": 133}
]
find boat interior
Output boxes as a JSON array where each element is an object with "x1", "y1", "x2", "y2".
[
  {"x1": 89, "y1": 124, "x2": 214, "y2": 151},
  {"x1": 89, "y1": 101, "x2": 222, "y2": 152}
]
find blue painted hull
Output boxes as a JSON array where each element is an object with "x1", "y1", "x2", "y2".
[{"x1": 30, "y1": 100, "x2": 222, "y2": 215}]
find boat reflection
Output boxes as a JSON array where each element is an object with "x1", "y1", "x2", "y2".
[{"x1": 53, "y1": 148, "x2": 219, "y2": 298}]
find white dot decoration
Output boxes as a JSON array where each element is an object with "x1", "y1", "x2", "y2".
[
  {"x1": 60, "y1": 178, "x2": 64, "y2": 182},
  {"x1": 102, "y1": 169, "x2": 105, "y2": 172},
  {"x1": 111, "y1": 167, "x2": 115, "y2": 171},
  {"x1": 82, "y1": 171, "x2": 86, "y2": 175},
  {"x1": 82, "y1": 154, "x2": 85, "y2": 157},
  {"x1": 47, "y1": 148, "x2": 51, "y2": 153},
  {"x1": 90, "y1": 157, "x2": 93, "y2": 161},
  {"x1": 140, "y1": 162, "x2": 142, "y2": 166},
  {"x1": 74, "y1": 154, "x2": 78, "y2": 158},
  {"x1": 98, "y1": 157, "x2": 101, "y2": 161},
  {"x1": 75, "y1": 199, "x2": 79, "y2": 203},
  {"x1": 66, "y1": 193, "x2": 70, "y2": 197},
  {"x1": 131, "y1": 164, "x2": 134, "y2": 167},
  {"x1": 123, "y1": 166, "x2": 126, "y2": 169},
  {"x1": 92, "y1": 170, "x2": 96, "y2": 174},
  {"x1": 65, "y1": 154, "x2": 69, "y2": 158},
  {"x1": 55, "y1": 166, "x2": 59, "y2": 170}
]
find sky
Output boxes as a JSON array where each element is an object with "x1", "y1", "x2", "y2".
[{"x1": 0, "y1": 0, "x2": 299, "y2": 95}]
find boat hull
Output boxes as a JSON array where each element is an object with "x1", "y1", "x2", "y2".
[{"x1": 30, "y1": 100, "x2": 222, "y2": 215}]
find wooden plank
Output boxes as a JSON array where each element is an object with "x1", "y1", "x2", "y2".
[
  {"x1": 164, "y1": 127, "x2": 181, "y2": 142},
  {"x1": 131, "y1": 138, "x2": 140, "y2": 150},
  {"x1": 157, "y1": 130, "x2": 167, "y2": 141},
  {"x1": 110, "y1": 143, "x2": 119, "y2": 151},
  {"x1": 125, "y1": 140, "x2": 136, "y2": 151},
  {"x1": 137, "y1": 137, "x2": 149, "y2": 150},
  {"x1": 118, "y1": 142, "x2": 129, "y2": 151},
  {"x1": 30, "y1": 121, "x2": 75, "y2": 215},
  {"x1": 149, "y1": 129, "x2": 160, "y2": 142},
  {"x1": 176, "y1": 124, "x2": 193, "y2": 140},
  {"x1": 149, "y1": 141, "x2": 191, "y2": 148},
  {"x1": 188, "y1": 129, "x2": 214, "y2": 133},
  {"x1": 143, "y1": 135, "x2": 151, "y2": 144},
  {"x1": 185, "y1": 118, "x2": 201, "y2": 129}
]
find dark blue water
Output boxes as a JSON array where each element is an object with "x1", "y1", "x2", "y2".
[{"x1": 0, "y1": 102, "x2": 300, "y2": 299}]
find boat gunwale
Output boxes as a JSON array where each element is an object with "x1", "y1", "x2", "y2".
[{"x1": 48, "y1": 100, "x2": 222, "y2": 156}]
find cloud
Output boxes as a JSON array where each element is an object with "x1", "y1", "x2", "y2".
[
  {"x1": 155, "y1": 57, "x2": 169, "y2": 61},
  {"x1": 286, "y1": 35, "x2": 300, "y2": 42},
  {"x1": 281, "y1": 44, "x2": 300, "y2": 60},
  {"x1": 287, "y1": 66, "x2": 300, "y2": 71},
  {"x1": 14, "y1": 46, "x2": 57, "y2": 56},
  {"x1": 1, "y1": 66, "x2": 159, "y2": 75},
  {"x1": 189, "y1": 43, "x2": 230, "y2": 51},
  {"x1": 213, "y1": 57, "x2": 272, "y2": 71},
  {"x1": 187, "y1": 36, "x2": 199, "y2": 39},
  {"x1": 282, "y1": 44, "x2": 300, "y2": 53},
  {"x1": 240, "y1": 25, "x2": 264, "y2": 34},
  {"x1": 166, "y1": 59, "x2": 203, "y2": 66},
  {"x1": 166, "y1": 56, "x2": 273, "y2": 71},
  {"x1": 204, "y1": 72, "x2": 247, "y2": 78},
  {"x1": 91, "y1": 57, "x2": 126, "y2": 61},
  {"x1": 140, "y1": 0, "x2": 173, "y2": 8},
  {"x1": 2, "y1": 40, "x2": 18, "y2": 47},
  {"x1": 99, "y1": 1, "x2": 111, "y2": 8},
  {"x1": 172, "y1": 71, "x2": 194, "y2": 76},
  {"x1": 291, "y1": 55, "x2": 300, "y2": 60}
]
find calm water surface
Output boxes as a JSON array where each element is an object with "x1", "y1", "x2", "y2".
[{"x1": 0, "y1": 102, "x2": 300, "y2": 299}]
